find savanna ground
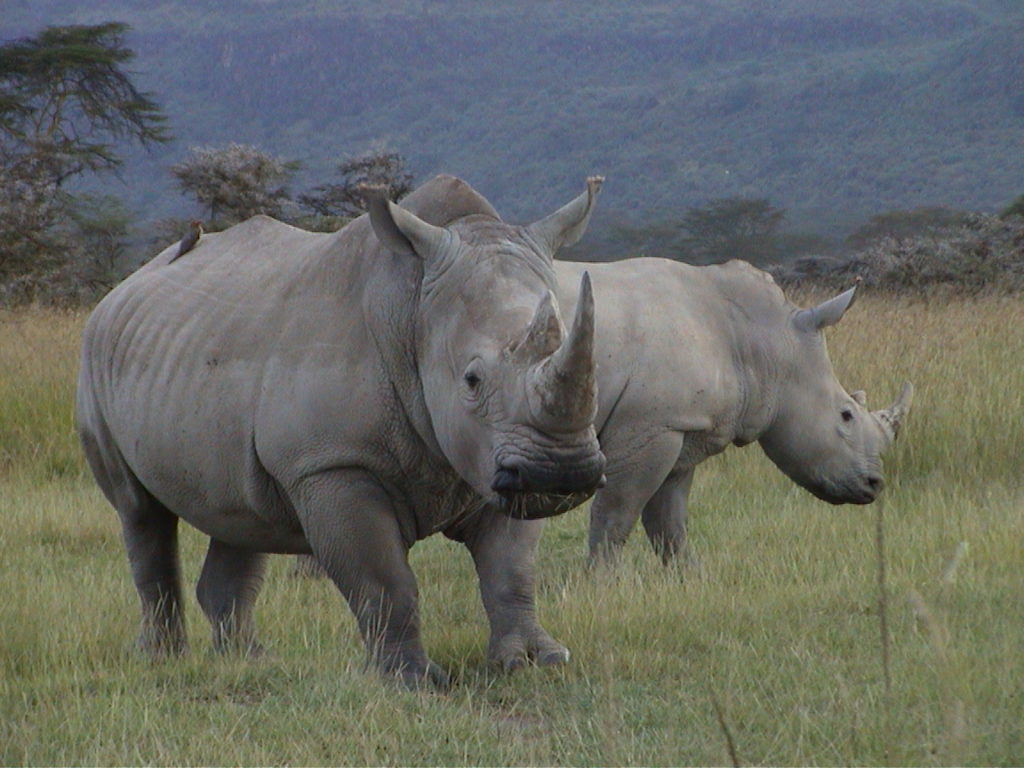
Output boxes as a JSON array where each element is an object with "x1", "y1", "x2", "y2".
[{"x1": 1, "y1": 292, "x2": 1021, "y2": 766}]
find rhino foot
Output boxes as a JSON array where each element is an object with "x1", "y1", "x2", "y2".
[
  {"x1": 490, "y1": 631, "x2": 570, "y2": 673},
  {"x1": 136, "y1": 625, "x2": 188, "y2": 659},
  {"x1": 212, "y1": 637, "x2": 266, "y2": 659},
  {"x1": 388, "y1": 659, "x2": 451, "y2": 692}
]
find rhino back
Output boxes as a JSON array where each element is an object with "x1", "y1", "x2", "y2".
[
  {"x1": 79, "y1": 215, "x2": 393, "y2": 549},
  {"x1": 555, "y1": 258, "x2": 786, "y2": 457}
]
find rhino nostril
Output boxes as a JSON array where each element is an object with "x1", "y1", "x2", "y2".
[{"x1": 866, "y1": 474, "x2": 883, "y2": 493}]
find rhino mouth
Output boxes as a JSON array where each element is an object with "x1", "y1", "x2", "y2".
[
  {"x1": 490, "y1": 447, "x2": 606, "y2": 519},
  {"x1": 810, "y1": 472, "x2": 884, "y2": 505},
  {"x1": 492, "y1": 488, "x2": 596, "y2": 520}
]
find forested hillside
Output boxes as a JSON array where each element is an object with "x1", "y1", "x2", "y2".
[{"x1": 5, "y1": 0, "x2": 1024, "y2": 248}]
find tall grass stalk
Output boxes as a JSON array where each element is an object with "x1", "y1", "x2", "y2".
[
  {"x1": 709, "y1": 686, "x2": 741, "y2": 768},
  {"x1": 875, "y1": 497, "x2": 892, "y2": 763}
]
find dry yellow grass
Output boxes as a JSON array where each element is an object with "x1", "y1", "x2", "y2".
[{"x1": 1, "y1": 294, "x2": 1021, "y2": 765}]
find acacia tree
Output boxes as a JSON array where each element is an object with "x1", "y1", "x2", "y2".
[
  {"x1": 679, "y1": 197, "x2": 785, "y2": 266},
  {"x1": 298, "y1": 149, "x2": 414, "y2": 219},
  {"x1": 0, "y1": 22, "x2": 169, "y2": 300},
  {"x1": 171, "y1": 143, "x2": 299, "y2": 227}
]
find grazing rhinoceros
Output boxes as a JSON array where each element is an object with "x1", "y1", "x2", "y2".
[
  {"x1": 76, "y1": 174, "x2": 607, "y2": 688},
  {"x1": 552, "y1": 258, "x2": 912, "y2": 566}
]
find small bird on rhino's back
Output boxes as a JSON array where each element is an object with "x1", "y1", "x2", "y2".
[{"x1": 172, "y1": 219, "x2": 203, "y2": 261}]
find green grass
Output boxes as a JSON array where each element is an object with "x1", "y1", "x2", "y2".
[{"x1": 1, "y1": 296, "x2": 1021, "y2": 765}]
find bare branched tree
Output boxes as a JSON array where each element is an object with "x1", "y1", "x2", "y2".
[
  {"x1": 298, "y1": 149, "x2": 414, "y2": 219},
  {"x1": 171, "y1": 143, "x2": 299, "y2": 227}
]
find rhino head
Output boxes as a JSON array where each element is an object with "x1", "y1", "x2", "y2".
[
  {"x1": 758, "y1": 283, "x2": 913, "y2": 504},
  {"x1": 368, "y1": 178, "x2": 606, "y2": 518}
]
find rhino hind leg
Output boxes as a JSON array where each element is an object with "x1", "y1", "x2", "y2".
[
  {"x1": 196, "y1": 539, "x2": 267, "y2": 655},
  {"x1": 291, "y1": 469, "x2": 449, "y2": 690},
  {"x1": 587, "y1": 431, "x2": 685, "y2": 566},
  {"x1": 79, "y1": 410, "x2": 187, "y2": 655},
  {"x1": 641, "y1": 466, "x2": 700, "y2": 569},
  {"x1": 459, "y1": 513, "x2": 569, "y2": 672},
  {"x1": 118, "y1": 495, "x2": 188, "y2": 656}
]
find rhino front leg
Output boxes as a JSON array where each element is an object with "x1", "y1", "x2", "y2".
[
  {"x1": 641, "y1": 466, "x2": 700, "y2": 568},
  {"x1": 196, "y1": 539, "x2": 267, "y2": 655},
  {"x1": 290, "y1": 553, "x2": 327, "y2": 578},
  {"x1": 291, "y1": 469, "x2": 448, "y2": 690},
  {"x1": 462, "y1": 513, "x2": 569, "y2": 672},
  {"x1": 588, "y1": 430, "x2": 685, "y2": 566}
]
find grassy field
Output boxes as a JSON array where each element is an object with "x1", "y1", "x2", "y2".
[{"x1": 1, "y1": 295, "x2": 1021, "y2": 766}]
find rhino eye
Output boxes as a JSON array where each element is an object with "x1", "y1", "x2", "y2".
[
  {"x1": 464, "y1": 372, "x2": 481, "y2": 389},
  {"x1": 841, "y1": 408, "x2": 854, "y2": 422}
]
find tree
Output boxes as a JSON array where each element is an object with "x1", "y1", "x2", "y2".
[
  {"x1": 0, "y1": 23, "x2": 170, "y2": 187},
  {"x1": 298, "y1": 149, "x2": 414, "y2": 219},
  {"x1": 171, "y1": 143, "x2": 299, "y2": 227},
  {"x1": 66, "y1": 194, "x2": 134, "y2": 294},
  {"x1": 846, "y1": 206, "x2": 971, "y2": 250},
  {"x1": 1000, "y1": 194, "x2": 1024, "y2": 220},
  {"x1": 678, "y1": 197, "x2": 785, "y2": 265},
  {"x1": 0, "y1": 23, "x2": 169, "y2": 303}
]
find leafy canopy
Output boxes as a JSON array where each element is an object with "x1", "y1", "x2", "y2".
[
  {"x1": 0, "y1": 22, "x2": 170, "y2": 185},
  {"x1": 679, "y1": 197, "x2": 786, "y2": 266},
  {"x1": 0, "y1": 23, "x2": 169, "y2": 303}
]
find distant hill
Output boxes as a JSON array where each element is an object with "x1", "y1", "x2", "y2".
[{"x1": 5, "y1": 0, "x2": 1024, "y2": 254}]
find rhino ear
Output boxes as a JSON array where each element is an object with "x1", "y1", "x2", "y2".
[
  {"x1": 366, "y1": 185, "x2": 450, "y2": 259},
  {"x1": 850, "y1": 390, "x2": 867, "y2": 406},
  {"x1": 526, "y1": 176, "x2": 604, "y2": 257},
  {"x1": 794, "y1": 279, "x2": 860, "y2": 333}
]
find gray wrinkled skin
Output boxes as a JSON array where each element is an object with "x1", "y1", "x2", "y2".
[
  {"x1": 553, "y1": 258, "x2": 913, "y2": 566},
  {"x1": 76, "y1": 175, "x2": 606, "y2": 688}
]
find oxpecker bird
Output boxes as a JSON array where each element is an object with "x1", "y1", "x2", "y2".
[{"x1": 172, "y1": 220, "x2": 203, "y2": 261}]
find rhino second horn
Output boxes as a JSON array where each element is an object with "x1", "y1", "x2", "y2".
[
  {"x1": 514, "y1": 291, "x2": 564, "y2": 362},
  {"x1": 873, "y1": 381, "x2": 914, "y2": 444},
  {"x1": 531, "y1": 271, "x2": 598, "y2": 429}
]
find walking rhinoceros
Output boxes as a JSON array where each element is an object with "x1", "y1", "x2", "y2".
[
  {"x1": 76, "y1": 175, "x2": 607, "y2": 688},
  {"x1": 553, "y1": 258, "x2": 912, "y2": 566}
]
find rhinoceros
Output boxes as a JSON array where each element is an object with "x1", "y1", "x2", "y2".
[
  {"x1": 76, "y1": 175, "x2": 608, "y2": 688},
  {"x1": 553, "y1": 258, "x2": 912, "y2": 566}
]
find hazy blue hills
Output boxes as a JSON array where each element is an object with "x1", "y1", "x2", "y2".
[{"x1": 5, "y1": 0, "x2": 1024, "y2": 252}]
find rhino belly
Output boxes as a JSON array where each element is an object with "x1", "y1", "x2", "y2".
[
  {"x1": 106, "y1": 396, "x2": 308, "y2": 551},
  {"x1": 92, "y1": 339, "x2": 308, "y2": 552}
]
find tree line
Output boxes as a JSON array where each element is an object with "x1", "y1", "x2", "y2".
[
  {"x1": 0, "y1": 23, "x2": 414, "y2": 306},
  {"x1": 3, "y1": 23, "x2": 1023, "y2": 306}
]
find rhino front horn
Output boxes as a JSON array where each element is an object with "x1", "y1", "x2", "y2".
[
  {"x1": 530, "y1": 271, "x2": 598, "y2": 430},
  {"x1": 873, "y1": 381, "x2": 914, "y2": 445}
]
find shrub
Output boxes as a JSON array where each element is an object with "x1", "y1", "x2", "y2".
[{"x1": 772, "y1": 214, "x2": 1024, "y2": 294}]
